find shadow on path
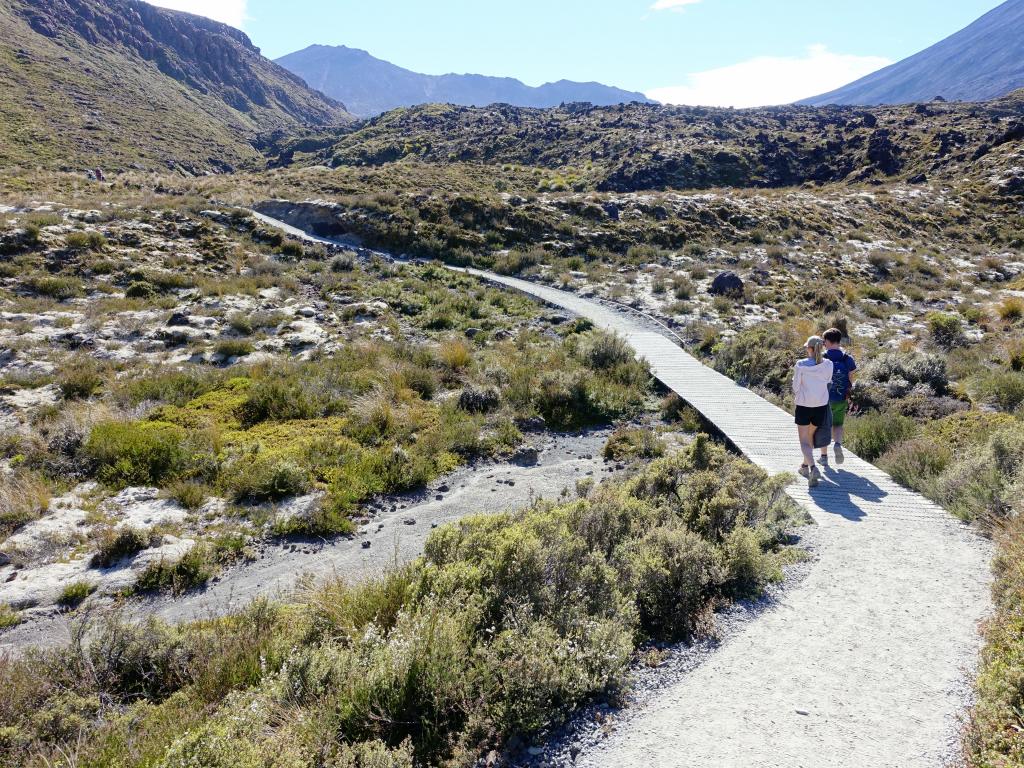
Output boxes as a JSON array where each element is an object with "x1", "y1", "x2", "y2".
[{"x1": 805, "y1": 468, "x2": 888, "y2": 522}]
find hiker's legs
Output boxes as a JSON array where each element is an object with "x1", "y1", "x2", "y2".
[{"x1": 798, "y1": 424, "x2": 815, "y2": 467}]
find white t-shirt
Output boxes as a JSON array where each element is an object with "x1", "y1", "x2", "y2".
[{"x1": 792, "y1": 358, "x2": 834, "y2": 408}]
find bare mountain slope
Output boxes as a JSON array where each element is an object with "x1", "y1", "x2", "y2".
[{"x1": 803, "y1": 0, "x2": 1024, "y2": 106}]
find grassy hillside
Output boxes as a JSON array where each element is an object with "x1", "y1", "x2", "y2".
[{"x1": 0, "y1": 0, "x2": 350, "y2": 172}]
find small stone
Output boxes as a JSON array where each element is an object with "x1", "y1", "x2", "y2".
[
  {"x1": 361, "y1": 540, "x2": 371, "y2": 549},
  {"x1": 403, "y1": 518, "x2": 416, "y2": 526}
]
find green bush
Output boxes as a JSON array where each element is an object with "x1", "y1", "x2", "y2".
[
  {"x1": 135, "y1": 546, "x2": 214, "y2": 595},
  {"x1": 928, "y1": 312, "x2": 965, "y2": 349},
  {"x1": 224, "y1": 455, "x2": 311, "y2": 502},
  {"x1": 83, "y1": 420, "x2": 190, "y2": 487},
  {"x1": 878, "y1": 438, "x2": 951, "y2": 489},
  {"x1": 57, "y1": 358, "x2": 105, "y2": 400},
  {"x1": 237, "y1": 378, "x2": 319, "y2": 427},
  {"x1": 972, "y1": 370, "x2": 1024, "y2": 413},
  {"x1": 213, "y1": 339, "x2": 253, "y2": 359},
  {"x1": 603, "y1": 427, "x2": 666, "y2": 461},
  {"x1": 91, "y1": 526, "x2": 151, "y2": 568},
  {"x1": 713, "y1": 322, "x2": 804, "y2": 395},
  {"x1": 0, "y1": 604, "x2": 21, "y2": 629},
  {"x1": 125, "y1": 280, "x2": 157, "y2": 299},
  {"x1": 65, "y1": 231, "x2": 106, "y2": 251},
  {"x1": 844, "y1": 412, "x2": 918, "y2": 461},
  {"x1": 966, "y1": 516, "x2": 1024, "y2": 766},
  {"x1": 575, "y1": 331, "x2": 634, "y2": 370},
  {"x1": 57, "y1": 581, "x2": 96, "y2": 608},
  {"x1": 27, "y1": 276, "x2": 83, "y2": 300}
]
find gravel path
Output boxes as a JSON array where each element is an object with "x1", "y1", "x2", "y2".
[{"x1": 457, "y1": 269, "x2": 994, "y2": 768}]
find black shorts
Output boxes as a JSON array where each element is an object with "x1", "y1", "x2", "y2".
[{"x1": 795, "y1": 404, "x2": 829, "y2": 427}]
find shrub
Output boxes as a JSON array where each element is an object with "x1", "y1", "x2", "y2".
[
  {"x1": 57, "y1": 358, "x2": 105, "y2": 400},
  {"x1": 83, "y1": 420, "x2": 189, "y2": 487},
  {"x1": 125, "y1": 281, "x2": 157, "y2": 299},
  {"x1": 928, "y1": 312, "x2": 965, "y2": 349},
  {"x1": 437, "y1": 339, "x2": 472, "y2": 371},
  {"x1": 0, "y1": 470, "x2": 50, "y2": 538},
  {"x1": 27, "y1": 276, "x2": 83, "y2": 300},
  {"x1": 237, "y1": 379, "x2": 318, "y2": 427},
  {"x1": 0, "y1": 440, "x2": 801, "y2": 767},
  {"x1": 713, "y1": 321, "x2": 812, "y2": 395},
  {"x1": 972, "y1": 370, "x2": 1024, "y2": 413},
  {"x1": 213, "y1": 339, "x2": 253, "y2": 360},
  {"x1": 457, "y1": 386, "x2": 500, "y2": 413},
  {"x1": 878, "y1": 438, "x2": 951, "y2": 489},
  {"x1": 57, "y1": 581, "x2": 96, "y2": 609},
  {"x1": 163, "y1": 480, "x2": 210, "y2": 511},
  {"x1": 135, "y1": 546, "x2": 213, "y2": 595},
  {"x1": 279, "y1": 241, "x2": 304, "y2": 258},
  {"x1": 0, "y1": 604, "x2": 20, "y2": 629},
  {"x1": 603, "y1": 427, "x2": 666, "y2": 461},
  {"x1": 966, "y1": 516, "x2": 1024, "y2": 766},
  {"x1": 997, "y1": 297, "x2": 1024, "y2": 322},
  {"x1": 65, "y1": 231, "x2": 105, "y2": 250},
  {"x1": 330, "y1": 253, "x2": 356, "y2": 272},
  {"x1": 91, "y1": 526, "x2": 151, "y2": 568},
  {"x1": 860, "y1": 284, "x2": 891, "y2": 302},
  {"x1": 576, "y1": 331, "x2": 634, "y2": 371},
  {"x1": 859, "y1": 352, "x2": 949, "y2": 397},
  {"x1": 844, "y1": 412, "x2": 918, "y2": 461},
  {"x1": 224, "y1": 455, "x2": 310, "y2": 502}
]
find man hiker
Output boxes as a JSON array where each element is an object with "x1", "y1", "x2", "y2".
[{"x1": 819, "y1": 327, "x2": 856, "y2": 466}]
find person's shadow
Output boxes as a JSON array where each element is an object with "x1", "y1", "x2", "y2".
[{"x1": 804, "y1": 467, "x2": 888, "y2": 522}]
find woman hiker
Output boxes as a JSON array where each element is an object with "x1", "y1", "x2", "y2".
[{"x1": 793, "y1": 335, "x2": 834, "y2": 488}]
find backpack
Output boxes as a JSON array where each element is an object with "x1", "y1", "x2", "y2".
[{"x1": 828, "y1": 353, "x2": 853, "y2": 401}]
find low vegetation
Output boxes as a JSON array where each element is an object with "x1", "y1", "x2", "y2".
[{"x1": 0, "y1": 437, "x2": 803, "y2": 766}]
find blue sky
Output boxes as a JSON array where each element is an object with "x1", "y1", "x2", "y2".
[{"x1": 151, "y1": 0, "x2": 1006, "y2": 106}]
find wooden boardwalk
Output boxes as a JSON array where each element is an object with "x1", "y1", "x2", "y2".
[
  {"x1": 462, "y1": 269, "x2": 993, "y2": 768},
  {"x1": 254, "y1": 211, "x2": 993, "y2": 767}
]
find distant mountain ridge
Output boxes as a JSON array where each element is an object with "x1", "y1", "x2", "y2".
[
  {"x1": 0, "y1": 0, "x2": 350, "y2": 171},
  {"x1": 802, "y1": 0, "x2": 1024, "y2": 105},
  {"x1": 275, "y1": 44, "x2": 656, "y2": 118}
]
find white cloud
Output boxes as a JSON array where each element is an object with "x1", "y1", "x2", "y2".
[
  {"x1": 646, "y1": 44, "x2": 892, "y2": 107},
  {"x1": 650, "y1": 0, "x2": 702, "y2": 10},
  {"x1": 147, "y1": 0, "x2": 247, "y2": 28}
]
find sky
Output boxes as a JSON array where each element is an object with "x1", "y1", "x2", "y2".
[{"x1": 149, "y1": 0, "x2": 1007, "y2": 107}]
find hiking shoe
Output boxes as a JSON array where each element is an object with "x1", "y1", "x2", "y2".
[
  {"x1": 798, "y1": 465, "x2": 810, "y2": 479},
  {"x1": 817, "y1": 455, "x2": 829, "y2": 467},
  {"x1": 834, "y1": 444, "x2": 845, "y2": 465},
  {"x1": 809, "y1": 466, "x2": 821, "y2": 488}
]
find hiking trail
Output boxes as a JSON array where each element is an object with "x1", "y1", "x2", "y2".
[{"x1": 258, "y1": 211, "x2": 994, "y2": 768}]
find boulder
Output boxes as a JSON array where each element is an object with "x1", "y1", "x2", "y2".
[{"x1": 709, "y1": 271, "x2": 744, "y2": 297}]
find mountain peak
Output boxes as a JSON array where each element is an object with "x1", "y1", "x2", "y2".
[
  {"x1": 802, "y1": 0, "x2": 1024, "y2": 105},
  {"x1": 275, "y1": 45, "x2": 655, "y2": 118}
]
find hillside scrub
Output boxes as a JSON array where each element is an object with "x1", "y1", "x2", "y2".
[{"x1": 0, "y1": 436, "x2": 803, "y2": 767}]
